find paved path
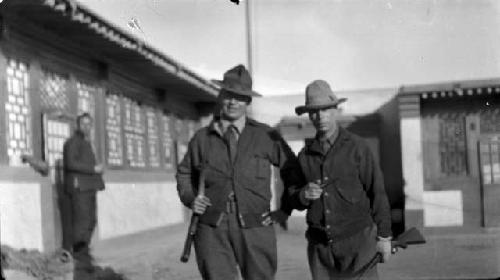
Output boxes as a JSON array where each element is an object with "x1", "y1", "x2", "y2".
[{"x1": 89, "y1": 218, "x2": 500, "y2": 280}]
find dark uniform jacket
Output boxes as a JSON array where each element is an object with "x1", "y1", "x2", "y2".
[
  {"x1": 63, "y1": 130, "x2": 104, "y2": 194},
  {"x1": 290, "y1": 127, "x2": 391, "y2": 241},
  {"x1": 176, "y1": 118, "x2": 304, "y2": 228}
]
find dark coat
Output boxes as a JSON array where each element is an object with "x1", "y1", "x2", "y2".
[
  {"x1": 291, "y1": 127, "x2": 392, "y2": 240},
  {"x1": 176, "y1": 118, "x2": 304, "y2": 228},
  {"x1": 63, "y1": 131, "x2": 104, "y2": 194}
]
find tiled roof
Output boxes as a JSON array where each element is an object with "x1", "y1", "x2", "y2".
[{"x1": 3, "y1": 0, "x2": 219, "y2": 101}]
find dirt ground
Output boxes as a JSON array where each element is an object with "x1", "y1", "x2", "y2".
[{"x1": 89, "y1": 217, "x2": 500, "y2": 280}]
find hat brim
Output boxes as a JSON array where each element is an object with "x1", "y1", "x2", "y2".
[
  {"x1": 213, "y1": 80, "x2": 262, "y2": 97},
  {"x1": 295, "y1": 98, "x2": 347, "y2": 115}
]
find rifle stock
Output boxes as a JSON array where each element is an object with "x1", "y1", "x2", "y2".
[
  {"x1": 180, "y1": 168, "x2": 206, "y2": 263},
  {"x1": 356, "y1": 227, "x2": 426, "y2": 279},
  {"x1": 180, "y1": 215, "x2": 200, "y2": 262}
]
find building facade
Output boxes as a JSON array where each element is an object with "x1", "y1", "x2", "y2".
[
  {"x1": 0, "y1": 0, "x2": 217, "y2": 252},
  {"x1": 399, "y1": 79, "x2": 500, "y2": 234},
  {"x1": 277, "y1": 80, "x2": 500, "y2": 237}
]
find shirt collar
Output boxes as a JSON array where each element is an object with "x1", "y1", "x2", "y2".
[
  {"x1": 317, "y1": 126, "x2": 340, "y2": 146},
  {"x1": 209, "y1": 116, "x2": 246, "y2": 137}
]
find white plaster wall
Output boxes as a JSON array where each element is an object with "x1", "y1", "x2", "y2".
[
  {"x1": 97, "y1": 182, "x2": 184, "y2": 239},
  {"x1": 0, "y1": 182, "x2": 43, "y2": 250},
  {"x1": 287, "y1": 140, "x2": 305, "y2": 156},
  {"x1": 423, "y1": 190, "x2": 463, "y2": 227},
  {"x1": 400, "y1": 117, "x2": 425, "y2": 210}
]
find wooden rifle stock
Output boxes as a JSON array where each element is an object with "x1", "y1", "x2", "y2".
[
  {"x1": 180, "y1": 168, "x2": 206, "y2": 263},
  {"x1": 356, "y1": 227, "x2": 426, "y2": 279}
]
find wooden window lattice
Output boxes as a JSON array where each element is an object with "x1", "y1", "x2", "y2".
[
  {"x1": 145, "y1": 107, "x2": 160, "y2": 168},
  {"x1": 438, "y1": 112, "x2": 467, "y2": 176},
  {"x1": 45, "y1": 119, "x2": 71, "y2": 169},
  {"x1": 77, "y1": 81, "x2": 98, "y2": 146},
  {"x1": 161, "y1": 114, "x2": 174, "y2": 169},
  {"x1": 40, "y1": 69, "x2": 69, "y2": 112},
  {"x1": 105, "y1": 94, "x2": 123, "y2": 166},
  {"x1": 5, "y1": 59, "x2": 32, "y2": 165},
  {"x1": 480, "y1": 108, "x2": 500, "y2": 134},
  {"x1": 77, "y1": 81, "x2": 97, "y2": 116},
  {"x1": 123, "y1": 97, "x2": 146, "y2": 168}
]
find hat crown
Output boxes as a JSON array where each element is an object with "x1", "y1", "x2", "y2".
[
  {"x1": 305, "y1": 80, "x2": 338, "y2": 106},
  {"x1": 222, "y1": 64, "x2": 252, "y2": 92}
]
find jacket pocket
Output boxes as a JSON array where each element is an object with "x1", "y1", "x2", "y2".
[
  {"x1": 255, "y1": 155, "x2": 270, "y2": 179},
  {"x1": 337, "y1": 186, "x2": 364, "y2": 204}
]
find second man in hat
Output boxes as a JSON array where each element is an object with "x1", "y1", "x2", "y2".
[{"x1": 290, "y1": 80, "x2": 392, "y2": 279}]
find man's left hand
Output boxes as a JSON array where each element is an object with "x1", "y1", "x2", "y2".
[
  {"x1": 376, "y1": 236, "x2": 392, "y2": 263},
  {"x1": 261, "y1": 210, "x2": 289, "y2": 230}
]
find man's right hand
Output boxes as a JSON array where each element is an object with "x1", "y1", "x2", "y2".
[
  {"x1": 302, "y1": 180, "x2": 324, "y2": 201},
  {"x1": 192, "y1": 195, "x2": 212, "y2": 214}
]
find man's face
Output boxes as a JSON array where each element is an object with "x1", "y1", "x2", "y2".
[
  {"x1": 219, "y1": 90, "x2": 250, "y2": 121},
  {"x1": 308, "y1": 107, "x2": 339, "y2": 134},
  {"x1": 78, "y1": 116, "x2": 93, "y2": 138}
]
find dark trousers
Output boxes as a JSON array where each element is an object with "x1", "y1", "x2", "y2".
[
  {"x1": 71, "y1": 190, "x2": 97, "y2": 250},
  {"x1": 307, "y1": 225, "x2": 379, "y2": 280},
  {"x1": 58, "y1": 192, "x2": 74, "y2": 252},
  {"x1": 194, "y1": 211, "x2": 277, "y2": 280}
]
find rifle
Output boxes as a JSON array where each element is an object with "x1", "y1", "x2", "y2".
[
  {"x1": 356, "y1": 227, "x2": 426, "y2": 279},
  {"x1": 180, "y1": 168, "x2": 206, "y2": 263}
]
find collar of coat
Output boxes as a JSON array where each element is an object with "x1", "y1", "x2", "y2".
[
  {"x1": 208, "y1": 117, "x2": 259, "y2": 137},
  {"x1": 306, "y1": 126, "x2": 351, "y2": 155}
]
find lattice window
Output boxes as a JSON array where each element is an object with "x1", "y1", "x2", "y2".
[
  {"x1": 105, "y1": 94, "x2": 123, "y2": 166},
  {"x1": 44, "y1": 118, "x2": 71, "y2": 169},
  {"x1": 40, "y1": 69, "x2": 69, "y2": 112},
  {"x1": 123, "y1": 97, "x2": 146, "y2": 168},
  {"x1": 77, "y1": 81, "x2": 97, "y2": 116},
  {"x1": 439, "y1": 112, "x2": 467, "y2": 176},
  {"x1": 5, "y1": 59, "x2": 32, "y2": 165},
  {"x1": 77, "y1": 81, "x2": 98, "y2": 146},
  {"x1": 480, "y1": 108, "x2": 500, "y2": 134},
  {"x1": 161, "y1": 114, "x2": 174, "y2": 169},
  {"x1": 145, "y1": 107, "x2": 160, "y2": 168}
]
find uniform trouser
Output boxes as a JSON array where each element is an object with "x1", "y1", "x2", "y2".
[
  {"x1": 71, "y1": 190, "x2": 97, "y2": 250},
  {"x1": 58, "y1": 192, "x2": 74, "y2": 252},
  {"x1": 307, "y1": 225, "x2": 379, "y2": 280},
  {"x1": 194, "y1": 211, "x2": 277, "y2": 280}
]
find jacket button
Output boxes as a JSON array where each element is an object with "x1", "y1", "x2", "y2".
[
  {"x1": 326, "y1": 225, "x2": 331, "y2": 229},
  {"x1": 324, "y1": 192, "x2": 329, "y2": 197},
  {"x1": 325, "y1": 209, "x2": 331, "y2": 214}
]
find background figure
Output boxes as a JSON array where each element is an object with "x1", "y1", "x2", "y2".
[
  {"x1": 63, "y1": 113, "x2": 105, "y2": 271},
  {"x1": 290, "y1": 80, "x2": 392, "y2": 280},
  {"x1": 176, "y1": 65, "x2": 304, "y2": 280}
]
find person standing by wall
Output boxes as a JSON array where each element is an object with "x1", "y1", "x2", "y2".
[
  {"x1": 291, "y1": 80, "x2": 392, "y2": 279},
  {"x1": 63, "y1": 113, "x2": 105, "y2": 270}
]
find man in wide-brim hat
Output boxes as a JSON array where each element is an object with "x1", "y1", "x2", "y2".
[
  {"x1": 288, "y1": 80, "x2": 393, "y2": 279},
  {"x1": 176, "y1": 65, "x2": 305, "y2": 280}
]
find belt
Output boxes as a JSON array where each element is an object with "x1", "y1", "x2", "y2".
[
  {"x1": 306, "y1": 227, "x2": 335, "y2": 245},
  {"x1": 306, "y1": 225, "x2": 368, "y2": 245}
]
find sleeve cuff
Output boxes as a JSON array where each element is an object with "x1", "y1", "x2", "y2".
[
  {"x1": 377, "y1": 236, "x2": 392, "y2": 241},
  {"x1": 299, "y1": 189, "x2": 311, "y2": 206}
]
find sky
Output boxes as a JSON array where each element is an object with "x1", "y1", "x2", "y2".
[{"x1": 78, "y1": 0, "x2": 500, "y2": 96}]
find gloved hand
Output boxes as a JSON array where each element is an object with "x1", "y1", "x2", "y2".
[{"x1": 376, "y1": 236, "x2": 392, "y2": 263}]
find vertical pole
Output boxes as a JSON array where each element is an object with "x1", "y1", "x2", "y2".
[
  {"x1": 245, "y1": 0, "x2": 254, "y2": 118},
  {"x1": 245, "y1": 0, "x2": 253, "y2": 77}
]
